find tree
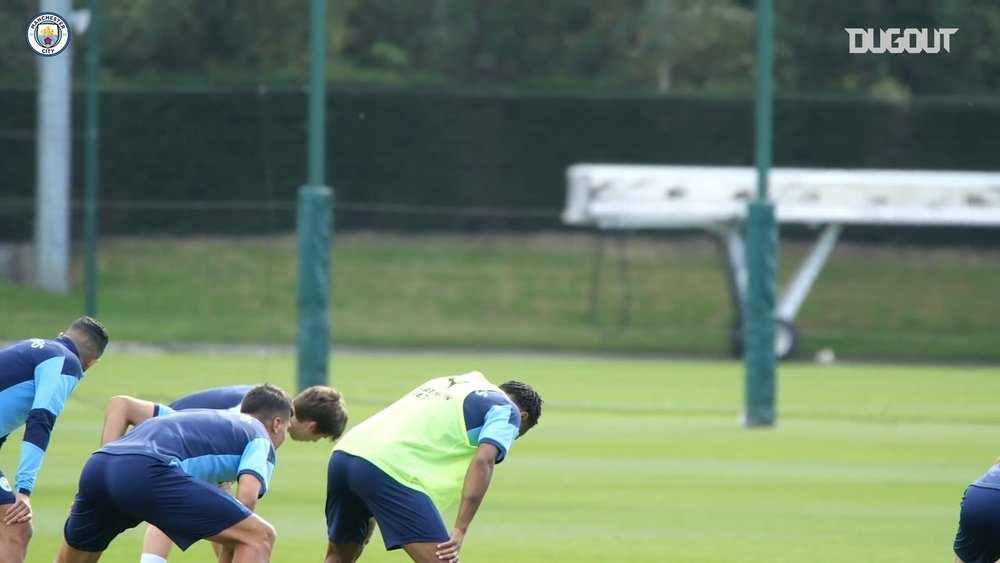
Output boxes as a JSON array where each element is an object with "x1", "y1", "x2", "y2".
[{"x1": 0, "y1": 0, "x2": 995, "y2": 95}]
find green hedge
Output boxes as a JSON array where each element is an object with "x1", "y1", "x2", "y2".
[{"x1": 1, "y1": 89, "x2": 998, "y2": 239}]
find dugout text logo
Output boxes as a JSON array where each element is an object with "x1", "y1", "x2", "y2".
[
  {"x1": 845, "y1": 28, "x2": 957, "y2": 54},
  {"x1": 26, "y1": 12, "x2": 71, "y2": 57}
]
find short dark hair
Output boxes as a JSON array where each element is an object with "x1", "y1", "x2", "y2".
[
  {"x1": 500, "y1": 380, "x2": 543, "y2": 428},
  {"x1": 240, "y1": 383, "x2": 293, "y2": 421},
  {"x1": 293, "y1": 386, "x2": 349, "y2": 440},
  {"x1": 67, "y1": 316, "x2": 109, "y2": 361}
]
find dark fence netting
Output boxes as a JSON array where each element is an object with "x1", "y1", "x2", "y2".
[{"x1": 1, "y1": 88, "x2": 998, "y2": 242}]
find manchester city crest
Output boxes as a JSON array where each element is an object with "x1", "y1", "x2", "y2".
[{"x1": 26, "y1": 12, "x2": 71, "y2": 57}]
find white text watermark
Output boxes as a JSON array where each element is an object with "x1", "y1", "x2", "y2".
[{"x1": 845, "y1": 28, "x2": 957, "y2": 54}]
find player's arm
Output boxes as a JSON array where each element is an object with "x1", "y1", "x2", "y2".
[
  {"x1": 16, "y1": 356, "x2": 79, "y2": 495},
  {"x1": 455, "y1": 443, "x2": 500, "y2": 531},
  {"x1": 438, "y1": 393, "x2": 522, "y2": 561},
  {"x1": 436, "y1": 443, "x2": 499, "y2": 562},
  {"x1": 216, "y1": 444, "x2": 271, "y2": 563},
  {"x1": 214, "y1": 476, "x2": 260, "y2": 563},
  {"x1": 216, "y1": 475, "x2": 262, "y2": 563},
  {"x1": 234, "y1": 472, "x2": 263, "y2": 512},
  {"x1": 235, "y1": 437, "x2": 275, "y2": 505},
  {"x1": 4, "y1": 357, "x2": 79, "y2": 525},
  {"x1": 100, "y1": 395, "x2": 165, "y2": 445}
]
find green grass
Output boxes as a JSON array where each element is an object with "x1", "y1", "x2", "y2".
[
  {"x1": 1, "y1": 232, "x2": 998, "y2": 360},
  {"x1": 3, "y1": 352, "x2": 996, "y2": 562}
]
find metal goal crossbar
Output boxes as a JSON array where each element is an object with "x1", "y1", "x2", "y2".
[{"x1": 563, "y1": 164, "x2": 1000, "y2": 358}]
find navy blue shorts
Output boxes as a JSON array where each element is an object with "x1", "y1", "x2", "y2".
[
  {"x1": 0, "y1": 468, "x2": 15, "y2": 505},
  {"x1": 326, "y1": 451, "x2": 449, "y2": 550},
  {"x1": 63, "y1": 453, "x2": 253, "y2": 552},
  {"x1": 954, "y1": 485, "x2": 1000, "y2": 563}
]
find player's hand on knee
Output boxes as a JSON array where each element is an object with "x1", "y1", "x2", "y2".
[
  {"x1": 435, "y1": 529, "x2": 465, "y2": 562},
  {"x1": 2, "y1": 492, "x2": 32, "y2": 525}
]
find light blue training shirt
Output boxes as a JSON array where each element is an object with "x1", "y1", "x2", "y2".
[
  {"x1": 99, "y1": 409, "x2": 277, "y2": 497},
  {"x1": 0, "y1": 336, "x2": 84, "y2": 495}
]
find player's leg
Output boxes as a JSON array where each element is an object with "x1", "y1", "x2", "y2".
[
  {"x1": 325, "y1": 540, "x2": 364, "y2": 563},
  {"x1": 133, "y1": 466, "x2": 274, "y2": 562},
  {"x1": 401, "y1": 542, "x2": 453, "y2": 563},
  {"x1": 60, "y1": 454, "x2": 145, "y2": 562},
  {"x1": 324, "y1": 516, "x2": 376, "y2": 563},
  {"x1": 332, "y1": 452, "x2": 450, "y2": 563},
  {"x1": 326, "y1": 452, "x2": 380, "y2": 563},
  {"x1": 204, "y1": 481, "x2": 234, "y2": 559},
  {"x1": 0, "y1": 507, "x2": 31, "y2": 563},
  {"x1": 0, "y1": 470, "x2": 31, "y2": 563},
  {"x1": 142, "y1": 494, "x2": 234, "y2": 561},
  {"x1": 140, "y1": 524, "x2": 174, "y2": 562},
  {"x1": 357, "y1": 478, "x2": 449, "y2": 563},
  {"x1": 55, "y1": 541, "x2": 103, "y2": 562},
  {"x1": 203, "y1": 513, "x2": 276, "y2": 563}
]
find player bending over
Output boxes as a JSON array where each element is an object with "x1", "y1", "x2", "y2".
[
  {"x1": 0, "y1": 317, "x2": 109, "y2": 563},
  {"x1": 56, "y1": 383, "x2": 293, "y2": 563},
  {"x1": 324, "y1": 372, "x2": 543, "y2": 563},
  {"x1": 100, "y1": 384, "x2": 348, "y2": 563}
]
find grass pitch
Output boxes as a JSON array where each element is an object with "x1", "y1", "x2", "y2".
[
  {"x1": 5, "y1": 352, "x2": 996, "y2": 562},
  {"x1": 2, "y1": 233, "x2": 998, "y2": 361}
]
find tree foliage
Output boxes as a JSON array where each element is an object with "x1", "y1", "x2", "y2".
[{"x1": 0, "y1": 0, "x2": 996, "y2": 96}]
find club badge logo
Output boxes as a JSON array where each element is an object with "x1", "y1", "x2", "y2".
[{"x1": 27, "y1": 12, "x2": 71, "y2": 57}]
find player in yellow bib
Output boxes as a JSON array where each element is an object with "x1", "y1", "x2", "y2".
[{"x1": 324, "y1": 371, "x2": 543, "y2": 563}]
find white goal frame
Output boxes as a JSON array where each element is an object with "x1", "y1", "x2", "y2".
[{"x1": 563, "y1": 164, "x2": 1000, "y2": 358}]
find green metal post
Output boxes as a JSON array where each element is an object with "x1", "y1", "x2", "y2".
[
  {"x1": 83, "y1": 0, "x2": 101, "y2": 317},
  {"x1": 307, "y1": 0, "x2": 326, "y2": 187},
  {"x1": 297, "y1": 0, "x2": 333, "y2": 391},
  {"x1": 744, "y1": 0, "x2": 777, "y2": 427}
]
